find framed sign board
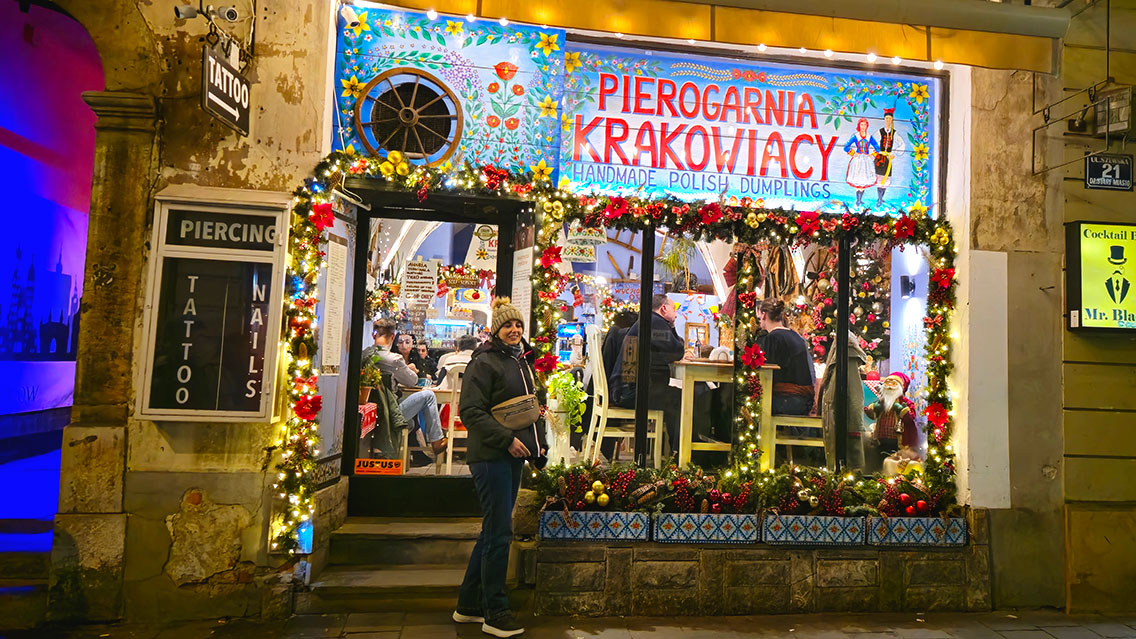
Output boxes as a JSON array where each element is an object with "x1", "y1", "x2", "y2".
[
  {"x1": 1065, "y1": 221, "x2": 1136, "y2": 332},
  {"x1": 138, "y1": 186, "x2": 290, "y2": 421}
]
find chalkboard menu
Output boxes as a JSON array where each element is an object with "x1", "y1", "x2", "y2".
[
  {"x1": 140, "y1": 191, "x2": 288, "y2": 421},
  {"x1": 148, "y1": 258, "x2": 273, "y2": 411}
]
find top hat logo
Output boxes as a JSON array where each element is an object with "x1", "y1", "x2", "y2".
[{"x1": 1108, "y1": 245, "x2": 1127, "y2": 265}]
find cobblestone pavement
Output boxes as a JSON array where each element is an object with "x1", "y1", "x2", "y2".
[{"x1": 5, "y1": 610, "x2": 1136, "y2": 639}]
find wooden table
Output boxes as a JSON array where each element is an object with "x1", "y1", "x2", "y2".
[{"x1": 672, "y1": 360, "x2": 778, "y2": 470}]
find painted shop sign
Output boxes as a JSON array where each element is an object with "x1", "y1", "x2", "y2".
[
  {"x1": 560, "y1": 44, "x2": 941, "y2": 214},
  {"x1": 139, "y1": 192, "x2": 288, "y2": 421},
  {"x1": 201, "y1": 45, "x2": 251, "y2": 136},
  {"x1": 1066, "y1": 221, "x2": 1136, "y2": 332},
  {"x1": 331, "y1": 5, "x2": 942, "y2": 215}
]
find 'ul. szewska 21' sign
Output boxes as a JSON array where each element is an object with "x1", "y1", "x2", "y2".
[{"x1": 559, "y1": 44, "x2": 941, "y2": 216}]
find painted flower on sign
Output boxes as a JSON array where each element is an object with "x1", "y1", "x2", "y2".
[
  {"x1": 445, "y1": 20, "x2": 463, "y2": 35},
  {"x1": 494, "y1": 61, "x2": 518, "y2": 81},
  {"x1": 564, "y1": 51, "x2": 581, "y2": 73},
  {"x1": 488, "y1": 82, "x2": 500, "y2": 93},
  {"x1": 350, "y1": 12, "x2": 371, "y2": 37},
  {"x1": 512, "y1": 84, "x2": 525, "y2": 96},
  {"x1": 538, "y1": 95, "x2": 558, "y2": 118},
  {"x1": 912, "y1": 143, "x2": 929, "y2": 161},
  {"x1": 530, "y1": 159, "x2": 553, "y2": 181},
  {"x1": 536, "y1": 33, "x2": 560, "y2": 56},
  {"x1": 340, "y1": 75, "x2": 363, "y2": 98},
  {"x1": 909, "y1": 84, "x2": 929, "y2": 104}
]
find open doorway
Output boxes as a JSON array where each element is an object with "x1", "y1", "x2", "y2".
[{"x1": 341, "y1": 188, "x2": 530, "y2": 516}]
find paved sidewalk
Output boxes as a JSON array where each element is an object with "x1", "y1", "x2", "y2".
[{"x1": 5, "y1": 610, "x2": 1136, "y2": 639}]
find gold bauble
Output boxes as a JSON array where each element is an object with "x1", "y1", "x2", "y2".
[
  {"x1": 584, "y1": 491, "x2": 596, "y2": 504},
  {"x1": 858, "y1": 291, "x2": 866, "y2": 298},
  {"x1": 745, "y1": 212, "x2": 760, "y2": 228},
  {"x1": 882, "y1": 321, "x2": 890, "y2": 328},
  {"x1": 818, "y1": 279, "x2": 830, "y2": 290},
  {"x1": 591, "y1": 480, "x2": 605, "y2": 495},
  {"x1": 756, "y1": 212, "x2": 767, "y2": 223},
  {"x1": 596, "y1": 493, "x2": 610, "y2": 507},
  {"x1": 809, "y1": 496, "x2": 820, "y2": 507},
  {"x1": 825, "y1": 318, "x2": 832, "y2": 325}
]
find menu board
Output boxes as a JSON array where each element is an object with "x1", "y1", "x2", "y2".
[
  {"x1": 140, "y1": 196, "x2": 287, "y2": 421},
  {"x1": 1066, "y1": 221, "x2": 1136, "y2": 331}
]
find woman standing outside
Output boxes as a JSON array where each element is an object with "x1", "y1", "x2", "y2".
[{"x1": 454, "y1": 298, "x2": 546, "y2": 637}]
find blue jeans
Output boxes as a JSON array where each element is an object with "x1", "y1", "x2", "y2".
[
  {"x1": 458, "y1": 458, "x2": 523, "y2": 620},
  {"x1": 399, "y1": 389, "x2": 443, "y2": 442}
]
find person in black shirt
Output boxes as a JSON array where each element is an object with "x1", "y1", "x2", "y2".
[
  {"x1": 416, "y1": 342, "x2": 438, "y2": 380},
  {"x1": 758, "y1": 298, "x2": 815, "y2": 415},
  {"x1": 610, "y1": 294, "x2": 688, "y2": 445},
  {"x1": 601, "y1": 310, "x2": 637, "y2": 379}
]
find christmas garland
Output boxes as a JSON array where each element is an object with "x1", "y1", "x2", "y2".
[{"x1": 273, "y1": 150, "x2": 958, "y2": 550}]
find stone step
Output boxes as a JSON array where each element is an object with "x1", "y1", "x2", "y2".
[
  {"x1": 0, "y1": 551, "x2": 50, "y2": 580},
  {"x1": 0, "y1": 579, "x2": 48, "y2": 630},
  {"x1": 329, "y1": 517, "x2": 481, "y2": 566},
  {"x1": 296, "y1": 564, "x2": 527, "y2": 614}
]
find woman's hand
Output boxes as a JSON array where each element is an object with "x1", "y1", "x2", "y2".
[
  {"x1": 508, "y1": 438, "x2": 531, "y2": 458},
  {"x1": 407, "y1": 363, "x2": 418, "y2": 373}
]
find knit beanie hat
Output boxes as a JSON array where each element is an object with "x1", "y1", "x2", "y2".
[{"x1": 490, "y1": 296, "x2": 524, "y2": 336}]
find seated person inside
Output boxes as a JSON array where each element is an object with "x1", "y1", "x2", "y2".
[
  {"x1": 758, "y1": 298, "x2": 816, "y2": 416},
  {"x1": 365, "y1": 320, "x2": 448, "y2": 458},
  {"x1": 436, "y1": 334, "x2": 479, "y2": 390},
  {"x1": 610, "y1": 294, "x2": 688, "y2": 447}
]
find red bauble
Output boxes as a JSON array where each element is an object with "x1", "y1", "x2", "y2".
[
  {"x1": 899, "y1": 493, "x2": 912, "y2": 505},
  {"x1": 710, "y1": 503, "x2": 722, "y2": 514},
  {"x1": 904, "y1": 505, "x2": 916, "y2": 516},
  {"x1": 916, "y1": 500, "x2": 928, "y2": 512}
]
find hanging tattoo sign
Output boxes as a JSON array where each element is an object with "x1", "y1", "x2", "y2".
[{"x1": 137, "y1": 186, "x2": 290, "y2": 421}]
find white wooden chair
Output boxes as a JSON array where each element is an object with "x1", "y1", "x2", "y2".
[
  {"x1": 771, "y1": 414, "x2": 829, "y2": 467},
  {"x1": 581, "y1": 325, "x2": 665, "y2": 468},
  {"x1": 441, "y1": 363, "x2": 467, "y2": 475}
]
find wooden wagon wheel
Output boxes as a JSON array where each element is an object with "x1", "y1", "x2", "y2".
[{"x1": 353, "y1": 68, "x2": 463, "y2": 167}]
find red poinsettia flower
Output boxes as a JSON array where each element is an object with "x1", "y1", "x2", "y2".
[
  {"x1": 494, "y1": 61, "x2": 518, "y2": 81},
  {"x1": 925, "y1": 402, "x2": 949, "y2": 429},
  {"x1": 310, "y1": 202, "x2": 335, "y2": 231},
  {"x1": 796, "y1": 210, "x2": 820, "y2": 236},
  {"x1": 894, "y1": 215, "x2": 916, "y2": 240},
  {"x1": 540, "y1": 245, "x2": 563, "y2": 268},
  {"x1": 293, "y1": 395, "x2": 322, "y2": 421},
  {"x1": 930, "y1": 267, "x2": 956, "y2": 289},
  {"x1": 699, "y1": 202, "x2": 723, "y2": 224},
  {"x1": 534, "y1": 353, "x2": 559, "y2": 373},
  {"x1": 604, "y1": 196, "x2": 629, "y2": 220},
  {"x1": 741, "y1": 343, "x2": 765, "y2": 368}
]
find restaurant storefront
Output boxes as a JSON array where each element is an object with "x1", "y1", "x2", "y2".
[{"x1": 36, "y1": 0, "x2": 1136, "y2": 627}]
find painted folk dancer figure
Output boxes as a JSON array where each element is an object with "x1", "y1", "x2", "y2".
[
  {"x1": 843, "y1": 117, "x2": 880, "y2": 208},
  {"x1": 875, "y1": 108, "x2": 904, "y2": 207}
]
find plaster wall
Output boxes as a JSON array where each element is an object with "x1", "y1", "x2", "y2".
[{"x1": 49, "y1": 0, "x2": 338, "y2": 622}]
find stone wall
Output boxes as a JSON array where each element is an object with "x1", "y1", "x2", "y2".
[
  {"x1": 531, "y1": 512, "x2": 991, "y2": 616},
  {"x1": 48, "y1": 0, "x2": 335, "y2": 623}
]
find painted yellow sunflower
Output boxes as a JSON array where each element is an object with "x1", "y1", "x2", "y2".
[
  {"x1": 445, "y1": 21, "x2": 463, "y2": 36},
  {"x1": 530, "y1": 159, "x2": 553, "y2": 182},
  {"x1": 909, "y1": 84, "x2": 929, "y2": 104},
  {"x1": 340, "y1": 75, "x2": 363, "y2": 98},
  {"x1": 913, "y1": 143, "x2": 928, "y2": 161},
  {"x1": 561, "y1": 113, "x2": 572, "y2": 132},
  {"x1": 537, "y1": 33, "x2": 560, "y2": 56},
  {"x1": 350, "y1": 12, "x2": 370, "y2": 37},
  {"x1": 538, "y1": 95, "x2": 558, "y2": 118},
  {"x1": 564, "y1": 51, "x2": 581, "y2": 73}
]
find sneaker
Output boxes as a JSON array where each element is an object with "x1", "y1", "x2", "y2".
[
  {"x1": 482, "y1": 613, "x2": 525, "y2": 637},
  {"x1": 453, "y1": 609, "x2": 484, "y2": 624}
]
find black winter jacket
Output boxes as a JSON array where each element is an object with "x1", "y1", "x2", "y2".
[{"x1": 458, "y1": 338, "x2": 548, "y2": 464}]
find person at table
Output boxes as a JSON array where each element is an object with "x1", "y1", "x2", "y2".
[
  {"x1": 610, "y1": 294, "x2": 688, "y2": 446},
  {"x1": 758, "y1": 298, "x2": 816, "y2": 416},
  {"x1": 371, "y1": 320, "x2": 447, "y2": 458},
  {"x1": 601, "y1": 309, "x2": 637, "y2": 378},
  {"x1": 392, "y1": 332, "x2": 428, "y2": 380},
  {"x1": 417, "y1": 342, "x2": 438, "y2": 379},
  {"x1": 436, "y1": 334, "x2": 478, "y2": 390},
  {"x1": 455, "y1": 297, "x2": 546, "y2": 638}
]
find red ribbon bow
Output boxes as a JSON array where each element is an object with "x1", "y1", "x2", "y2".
[{"x1": 923, "y1": 315, "x2": 944, "y2": 328}]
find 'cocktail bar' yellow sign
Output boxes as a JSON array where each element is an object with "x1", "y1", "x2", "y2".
[{"x1": 1067, "y1": 221, "x2": 1136, "y2": 331}]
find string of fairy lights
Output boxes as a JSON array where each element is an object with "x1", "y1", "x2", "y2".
[{"x1": 270, "y1": 149, "x2": 958, "y2": 552}]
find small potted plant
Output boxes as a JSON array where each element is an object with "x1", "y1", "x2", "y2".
[
  {"x1": 546, "y1": 370, "x2": 586, "y2": 466},
  {"x1": 359, "y1": 357, "x2": 383, "y2": 404}
]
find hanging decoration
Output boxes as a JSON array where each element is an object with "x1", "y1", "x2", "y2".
[{"x1": 275, "y1": 149, "x2": 959, "y2": 552}]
